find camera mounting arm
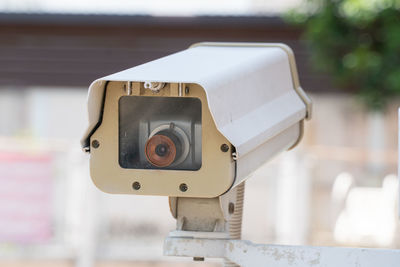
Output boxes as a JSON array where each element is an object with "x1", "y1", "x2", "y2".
[{"x1": 167, "y1": 183, "x2": 245, "y2": 266}]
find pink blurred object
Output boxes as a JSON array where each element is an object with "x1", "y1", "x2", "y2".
[{"x1": 0, "y1": 152, "x2": 53, "y2": 243}]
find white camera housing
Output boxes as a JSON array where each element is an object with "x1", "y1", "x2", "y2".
[{"x1": 81, "y1": 42, "x2": 312, "y2": 198}]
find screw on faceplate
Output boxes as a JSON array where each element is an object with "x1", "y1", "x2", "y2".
[
  {"x1": 220, "y1": 144, "x2": 229, "y2": 152},
  {"x1": 132, "y1": 182, "x2": 141, "y2": 190},
  {"x1": 185, "y1": 86, "x2": 190, "y2": 94},
  {"x1": 92, "y1": 140, "x2": 100, "y2": 149},
  {"x1": 179, "y1": 183, "x2": 188, "y2": 192}
]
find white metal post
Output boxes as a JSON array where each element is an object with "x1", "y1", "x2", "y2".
[{"x1": 164, "y1": 237, "x2": 400, "y2": 267}]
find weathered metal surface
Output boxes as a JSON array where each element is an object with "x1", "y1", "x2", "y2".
[
  {"x1": 164, "y1": 237, "x2": 400, "y2": 267},
  {"x1": 164, "y1": 237, "x2": 226, "y2": 258}
]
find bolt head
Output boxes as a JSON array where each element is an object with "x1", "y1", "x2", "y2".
[
  {"x1": 220, "y1": 144, "x2": 229, "y2": 152},
  {"x1": 92, "y1": 140, "x2": 100, "y2": 149},
  {"x1": 179, "y1": 183, "x2": 188, "y2": 192},
  {"x1": 132, "y1": 182, "x2": 141, "y2": 190}
]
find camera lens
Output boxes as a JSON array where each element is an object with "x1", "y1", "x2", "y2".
[
  {"x1": 155, "y1": 144, "x2": 168, "y2": 157},
  {"x1": 145, "y1": 134, "x2": 177, "y2": 167}
]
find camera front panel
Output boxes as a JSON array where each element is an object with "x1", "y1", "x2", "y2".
[{"x1": 119, "y1": 96, "x2": 202, "y2": 170}]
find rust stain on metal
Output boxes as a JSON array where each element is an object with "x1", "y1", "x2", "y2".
[
  {"x1": 273, "y1": 248, "x2": 296, "y2": 265},
  {"x1": 310, "y1": 251, "x2": 321, "y2": 266},
  {"x1": 228, "y1": 242, "x2": 234, "y2": 252}
]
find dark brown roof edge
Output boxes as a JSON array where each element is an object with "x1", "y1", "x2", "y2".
[{"x1": 0, "y1": 12, "x2": 288, "y2": 28}]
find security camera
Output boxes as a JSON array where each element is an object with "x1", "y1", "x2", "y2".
[{"x1": 81, "y1": 42, "x2": 312, "y2": 198}]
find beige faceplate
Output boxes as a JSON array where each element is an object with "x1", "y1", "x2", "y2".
[{"x1": 90, "y1": 81, "x2": 235, "y2": 198}]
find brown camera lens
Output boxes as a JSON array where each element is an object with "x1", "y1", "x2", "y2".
[{"x1": 145, "y1": 134, "x2": 177, "y2": 167}]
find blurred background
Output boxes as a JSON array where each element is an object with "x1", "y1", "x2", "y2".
[{"x1": 0, "y1": 0, "x2": 399, "y2": 266}]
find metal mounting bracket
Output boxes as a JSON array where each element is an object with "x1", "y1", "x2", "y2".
[{"x1": 164, "y1": 237, "x2": 400, "y2": 267}]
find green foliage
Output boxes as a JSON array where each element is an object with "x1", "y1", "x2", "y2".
[{"x1": 286, "y1": 0, "x2": 400, "y2": 110}]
